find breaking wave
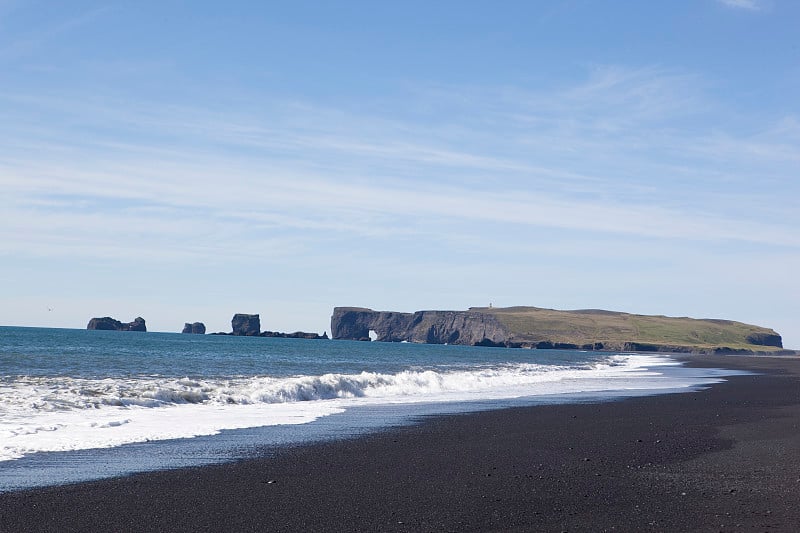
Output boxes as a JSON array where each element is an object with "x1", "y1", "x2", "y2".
[
  {"x1": 0, "y1": 355, "x2": 659, "y2": 413},
  {"x1": 0, "y1": 354, "x2": 691, "y2": 461}
]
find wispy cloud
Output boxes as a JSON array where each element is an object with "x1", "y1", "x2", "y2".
[
  {"x1": 0, "y1": 5, "x2": 111, "y2": 61},
  {"x1": 1, "y1": 63, "x2": 798, "y2": 269},
  {"x1": 717, "y1": 0, "x2": 762, "y2": 11}
]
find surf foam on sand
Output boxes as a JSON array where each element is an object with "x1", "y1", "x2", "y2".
[{"x1": 1, "y1": 355, "x2": 722, "y2": 461}]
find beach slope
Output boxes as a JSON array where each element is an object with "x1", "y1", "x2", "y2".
[{"x1": 2, "y1": 356, "x2": 799, "y2": 532}]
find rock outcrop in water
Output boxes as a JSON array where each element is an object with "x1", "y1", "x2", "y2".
[
  {"x1": 231, "y1": 314, "x2": 261, "y2": 336},
  {"x1": 182, "y1": 322, "x2": 206, "y2": 334},
  {"x1": 209, "y1": 314, "x2": 326, "y2": 339},
  {"x1": 260, "y1": 330, "x2": 329, "y2": 339},
  {"x1": 87, "y1": 316, "x2": 147, "y2": 332},
  {"x1": 330, "y1": 306, "x2": 786, "y2": 354}
]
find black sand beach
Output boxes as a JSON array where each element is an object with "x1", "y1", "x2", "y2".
[{"x1": 2, "y1": 355, "x2": 799, "y2": 532}]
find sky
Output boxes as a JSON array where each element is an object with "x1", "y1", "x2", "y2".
[{"x1": 1, "y1": 0, "x2": 798, "y2": 347}]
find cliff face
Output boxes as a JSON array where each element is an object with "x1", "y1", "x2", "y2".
[
  {"x1": 331, "y1": 308, "x2": 412, "y2": 341},
  {"x1": 87, "y1": 316, "x2": 146, "y2": 332},
  {"x1": 330, "y1": 307, "x2": 511, "y2": 346},
  {"x1": 331, "y1": 306, "x2": 785, "y2": 354},
  {"x1": 746, "y1": 332, "x2": 783, "y2": 347},
  {"x1": 406, "y1": 310, "x2": 510, "y2": 345}
]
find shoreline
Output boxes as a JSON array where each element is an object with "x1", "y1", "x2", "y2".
[{"x1": 2, "y1": 355, "x2": 800, "y2": 531}]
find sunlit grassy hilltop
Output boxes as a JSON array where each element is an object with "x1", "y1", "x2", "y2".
[{"x1": 475, "y1": 306, "x2": 784, "y2": 354}]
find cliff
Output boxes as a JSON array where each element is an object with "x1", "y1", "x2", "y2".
[
  {"x1": 87, "y1": 316, "x2": 147, "y2": 332},
  {"x1": 330, "y1": 306, "x2": 785, "y2": 354},
  {"x1": 330, "y1": 307, "x2": 509, "y2": 346}
]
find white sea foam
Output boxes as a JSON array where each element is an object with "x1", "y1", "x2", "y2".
[{"x1": 0, "y1": 354, "x2": 706, "y2": 461}]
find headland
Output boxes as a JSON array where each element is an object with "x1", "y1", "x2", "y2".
[{"x1": 332, "y1": 305, "x2": 791, "y2": 354}]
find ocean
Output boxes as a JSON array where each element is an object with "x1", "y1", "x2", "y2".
[{"x1": 0, "y1": 326, "x2": 738, "y2": 492}]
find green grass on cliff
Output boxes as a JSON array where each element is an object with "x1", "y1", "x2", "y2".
[{"x1": 476, "y1": 306, "x2": 782, "y2": 352}]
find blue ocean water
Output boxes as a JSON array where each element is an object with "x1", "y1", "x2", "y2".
[{"x1": 0, "y1": 326, "x2": 736, "y2": 491}]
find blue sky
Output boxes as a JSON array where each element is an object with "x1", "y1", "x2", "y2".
[{"x1": 1, "y1": 0, "x2": 798, "y2": 347}]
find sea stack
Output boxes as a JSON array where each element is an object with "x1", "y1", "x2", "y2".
[
  {"x1": 181, "y1": 322, "x2": 206, "y2": 334},
  {"x1": 87, "y1": 316, "x2": 147, "y2": 332},
  {"x1": 231, "y1": 314, "x2": 260, "y2": 336}
]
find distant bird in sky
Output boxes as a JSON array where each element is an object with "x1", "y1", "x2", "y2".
[{"x1": 47, "y1": 307, "x2": 53, "y2": 312}]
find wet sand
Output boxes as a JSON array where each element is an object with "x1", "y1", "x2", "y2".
[{"x1": 2, "y1": 355, "x2": 799, "y2": 532}]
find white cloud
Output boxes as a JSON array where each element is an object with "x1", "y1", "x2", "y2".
[
  {"x1": 1, "y1": 63, "x2": 798, "y2": 267},
  {"x1": 717, "y1": 0, "x2": 761, "y2": 11}
]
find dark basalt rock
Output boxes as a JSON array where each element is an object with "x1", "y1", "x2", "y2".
[
  {"x1": 330, "y1": 308, "x2": 415, "y2": 343},
  {"x1": 621, "y1": 342, "x2": 659, "y2": 352},
  {"x1": 552, "y1": 342, "x2": 580, "y2": 350},
  {"x1": 211, "y1": 321, "x2": 328, "y2": 340},
  {"x1": 127, "y1": 317, "x2": 147, "y2": 332},
  {"x1": 712, "y1": 347, "x2": 754, "y2": 355},
  {"x1": 182, "y1": 322, "x2": 206, "y2": 334},
  {"x1": 87, "y1": 317, "x2": 121, "y2": 331},
  {"x1": 746, "y1": 332, "x2": 783, "y2": 348},
  {"x1": 260, "y1": 331, "x2": 329, "y2": 340},
  {"x1": 231, "y1": 314, "x2": 260, "y2": 336},
  {"x1": 330, "y1": 307, "x2": 510, "y2": 346},
  {"x1": 87, "y1": 316, "x2": 146, "y2": 332},
  {"x1": 474, "y1": 338, "x2": 507, "y2": 348}
]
